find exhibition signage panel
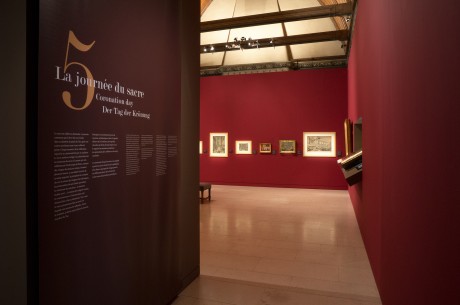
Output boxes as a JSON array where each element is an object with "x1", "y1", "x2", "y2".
[{"x1": 37, "y1": 1, "x2": 181, "y2": 304}]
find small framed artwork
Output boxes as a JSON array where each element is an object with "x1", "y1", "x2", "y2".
[
  {"x1": 279, "y1": 140, "x2": 296, "y2": 154},
  {"x1": 210, "y1": 132, "x2": 228, "y2": 157},
  {"x1": 199, "y1": 141, "x2": 203, "y2": 154},
  {"x1": 235, "y1": 140, "x2": 252, "y2": 155},
  {"x1": 303, "y1": 132, "x2": 336, "y2": 157},
  {"x1": 259, "y1": 143, "x2": 272, "y2": 154}
]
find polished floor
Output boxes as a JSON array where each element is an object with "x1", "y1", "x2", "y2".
[{"x1": 174, "y1": 185, "x2": 381, "y2": 305}]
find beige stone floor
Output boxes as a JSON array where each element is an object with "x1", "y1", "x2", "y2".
[{"x1": 173, "y1": 185, "x2": 381, "y2": 305}]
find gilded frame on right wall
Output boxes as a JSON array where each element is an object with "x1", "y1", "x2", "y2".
[{"x1": 344, "y1": 118, "x2": 353, "y2": 156}]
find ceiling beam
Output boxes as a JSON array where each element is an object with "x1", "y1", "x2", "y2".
[
  {"x1": 200, "y1": 56, "x2": 348, "y2": 76},
  {"x1": 200, "y1": 55, "x2": 348, "y2": 71},
  {"x1": 200, "y1": 30, "x2": 348, "y2": 54},
  {"x1": 317, "y1": 0, "x2": 349, "y2": 30},
  {"x1": 201, "y1": 3, "x2": 352, "y2": 32},
  {"x1": 200, "y1": 0, "x2": 213, "y2": 17}
]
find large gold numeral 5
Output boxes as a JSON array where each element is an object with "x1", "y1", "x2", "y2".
[{"x1": 62, "y1": 31, "x2": 96, "y2": 110}]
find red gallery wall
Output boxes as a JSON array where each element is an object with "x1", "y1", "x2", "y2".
[
  {"x1": 348, "y1": 1, "x2": 460, "y2": 304},
  {"x1": 200, "y1": 69, "x2": 348, "y2": 189}
]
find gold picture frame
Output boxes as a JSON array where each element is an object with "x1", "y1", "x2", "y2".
[
  {"x1": 259, "y1": 143, "x2": 272, "y2": 154},
  {"x1": 210, "y1": 133, "x2": 228, "y2": 157},
  {"x1": 235, "y1": 140, "x2": 252, "y2": 155},
  {"x1": 279, "y1": 140, "x2": 296, "y2": 154},
  {"x1": 344, "y1": 118, "x2": 352, "y2": 156},
  {"x1": 303, "y1": 132, "x2": 336, "y2": 157}
]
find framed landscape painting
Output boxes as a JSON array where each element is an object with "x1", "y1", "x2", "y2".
[
  {"x1": 236, "y1": 140, "x2": 252, "y2": 155},
  {"x1": 279, "y1": 140, "x2": 296, "y2": 154},
  {"x1": 259, "y1": 143, "x2": 272, "y2": 154},
  {"x1": 303, "y1": 132, "x2": 336, "y2": 157},
  {"x1": 210, "y1": 133, "x2": 228, "y2": 157}
]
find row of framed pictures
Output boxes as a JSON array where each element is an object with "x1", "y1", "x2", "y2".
[{"x1": 200, "y1": 132, "x2": 336, "y2": 158}]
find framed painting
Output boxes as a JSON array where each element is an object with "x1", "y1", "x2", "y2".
[
  {"x1": 279, "y1": 140, "x2": 296, "y2": 154},
  {"x1": 210, "y1": 133, "x2": 228, "y2": 157},
  {"x1": 199, "y1": 141, "x2": 203, "y2": 154},
  {"x1": 235, "y1": 140, "x2": 252, "y2": 155},
  {"x1": 259, "y1": 143, "x2": 272, "y2": 154},
  {"x1": 303, "y1": 132, "x2": 336, "y2": 157},
  {"x1": 344, "y1": 118, "x2": 352, "y2": 156}
]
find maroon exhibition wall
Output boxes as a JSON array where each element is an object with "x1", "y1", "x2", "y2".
[
  {"x1": 348, "y1": 1, "x2": 460, "y2": 304},
  {"x1": 200, "y1": 69, "x2": 348, "y2": 189}
]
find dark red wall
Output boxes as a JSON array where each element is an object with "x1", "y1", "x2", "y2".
[
  {"x1": 200, "y1": 69, "x2": 348, "y2": 189},
  {"x1": 348, "y1": 1, "x2": 460, "y2": 304}
]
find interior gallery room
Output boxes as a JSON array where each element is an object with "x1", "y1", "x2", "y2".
[{"x1": 2, "y1": 1, "x2": 459, "y2": 305}]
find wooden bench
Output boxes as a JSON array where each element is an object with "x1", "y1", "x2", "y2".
[{"x1": 199, "y1": 183, "x2": 211, "y2": 202}]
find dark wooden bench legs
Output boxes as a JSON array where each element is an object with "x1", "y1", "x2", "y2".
[{"x1": 199, "y1": 183, "x2": 211, "y2": 202}]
